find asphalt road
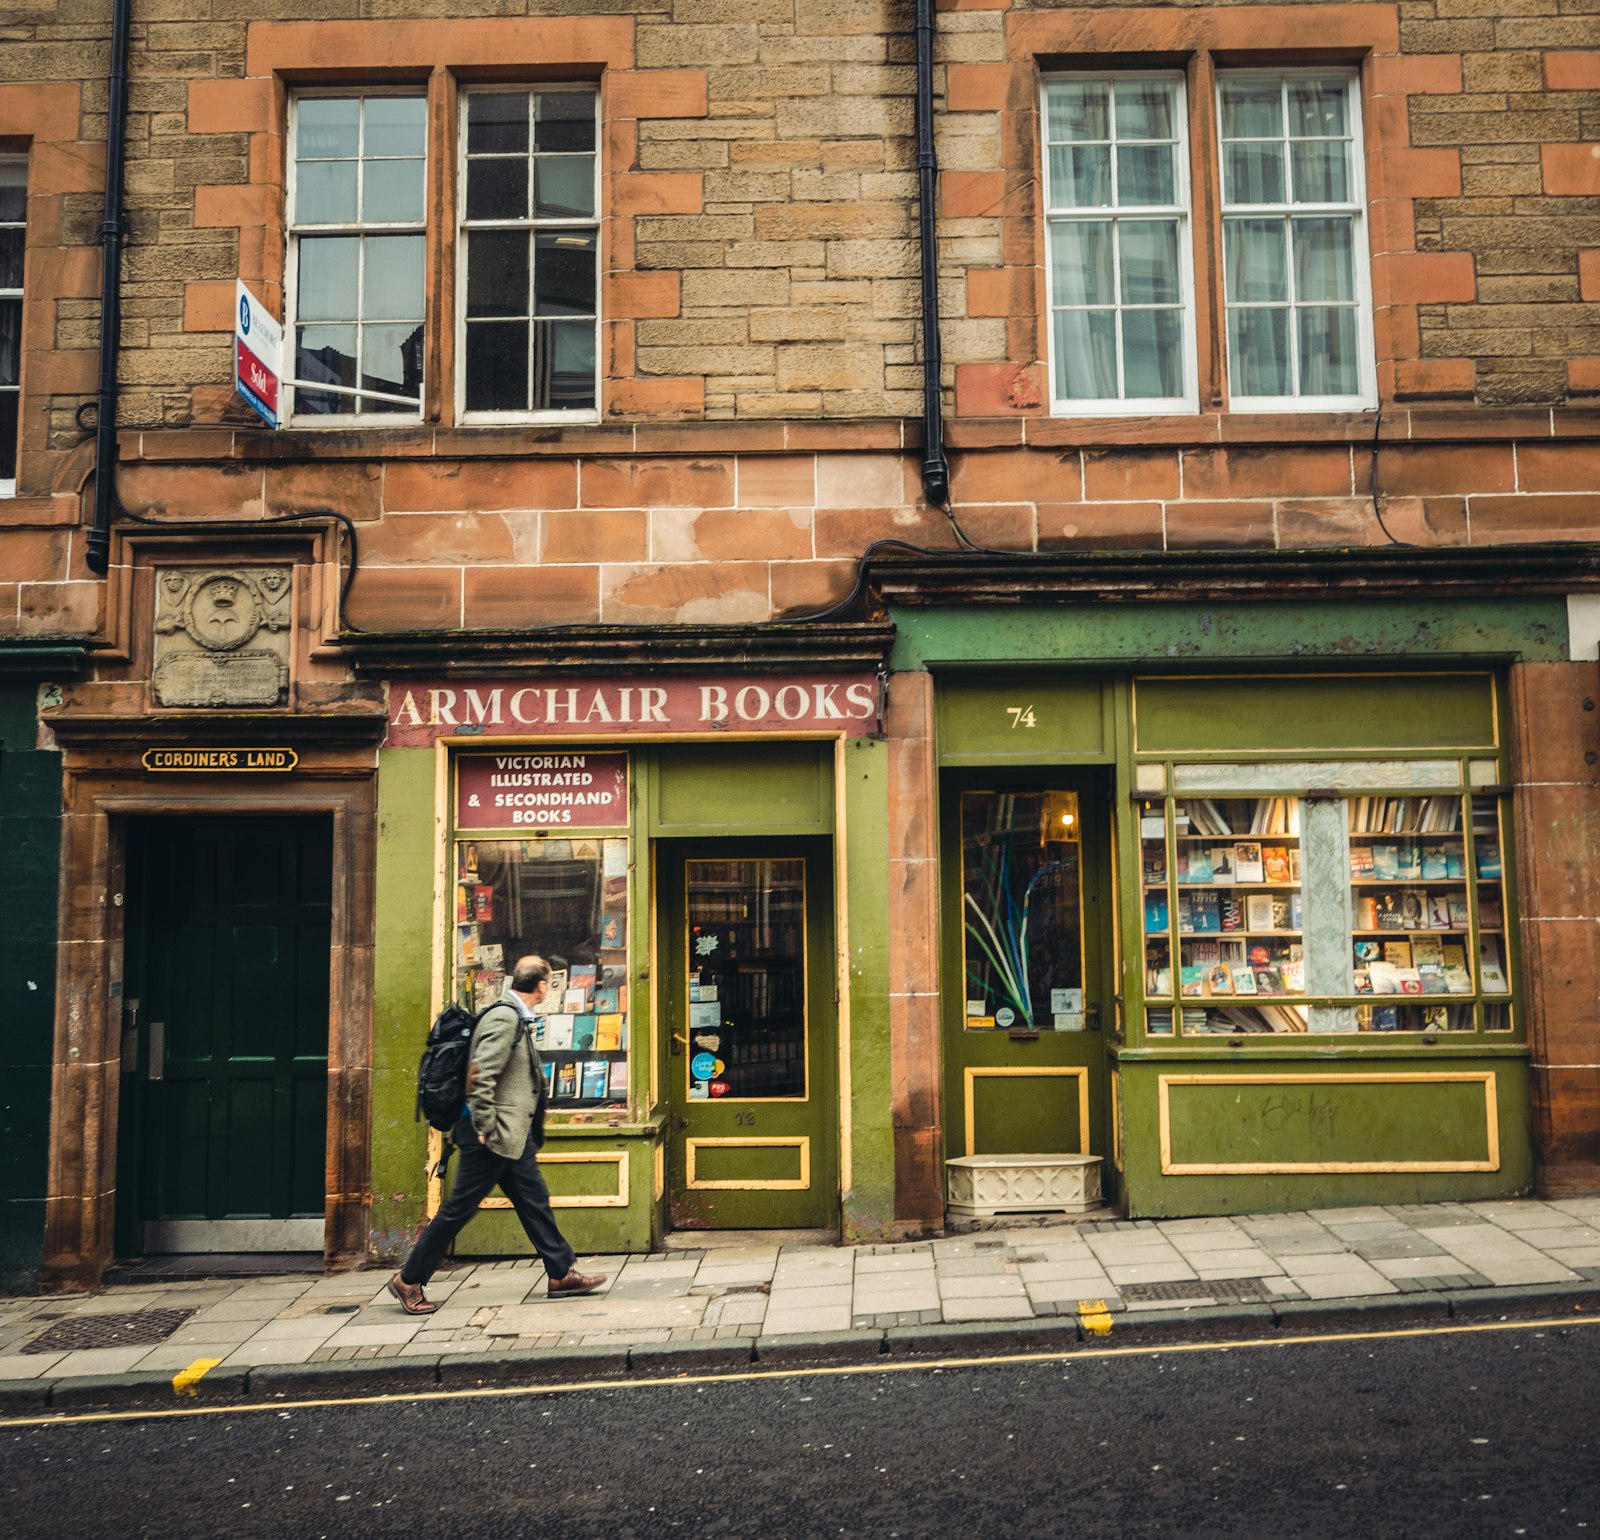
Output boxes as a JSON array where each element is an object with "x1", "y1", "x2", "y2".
[{"x1": 4, "y1": 1313, "x2": 1598, "y2": 1539}]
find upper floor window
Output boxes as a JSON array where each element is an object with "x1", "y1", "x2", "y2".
[
  {"x1": 1042, "y1": 68, "x2": 1373, "y2": 417},
  {"x1": 460, "y1": 88, "x2": 598, "y2": 420},
  {"x1": 284, "y1": 85, "x2": 599, "y2": 427},
  {"x1": 0, "y1": 157, "x2": 24, "y2": 494}
]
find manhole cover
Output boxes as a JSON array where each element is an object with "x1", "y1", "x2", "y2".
[
  {"x1": 1118, "y1": 1278, "x2": 1270, "y2": 1305},
  {"x1": 24, "y1": 1308, "x2": 196, "y2": 1354}
]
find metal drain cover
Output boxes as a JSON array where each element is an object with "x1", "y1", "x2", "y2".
[
  {"x1": 24, "y1": 1308, "x2": 196, "y2": 1354},
  {"x1": 1118, "y1": 1277, "x2": 1270, "y2": 1305}
]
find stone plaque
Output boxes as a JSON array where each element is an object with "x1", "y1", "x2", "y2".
[{"x1": 152, "y1": 567, "x2": 291, "y2": 708}]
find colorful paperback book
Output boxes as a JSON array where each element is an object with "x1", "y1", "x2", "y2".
[
  {"x1": 579, "y1": 1060, "x2": 609, "y2": 1100},
  {"x1": 1478, "y1": 938, "x2": 1508, "y2": 992},
  {"x1": 1144, "y1": 890, "x2": 1169, "y2": 930},
  {"x1": 1231, "y1": 965, "x2": 1259, "y2": 995},
  {"x1": 1245, "y1": 894, "x2": 1276, "y2": 932},
  {"x1": 555, "y1": 1060, "x2": 579, "y2": 1098},
  {"x1": 1253, "y1": 966, "x2": 1284, "y2": 996},
  {"x1": 1352, "y1": 968, "x2": 1373, "y2": 994},
  {"x1": 1350, "y1": 845, "x2": 1375, "y2": 877},
  {"x1": 1383, "y1": 940, "x2": 1414, "y2": 969},
  {"x1": 1426, "y1": 892, "x2": 1453, "y2": 929},
  {"x1": 1234, "y1": 843, "x2": 1264, "y2": 883},
  {"x1": 594, "y1": 1013, "x2": 624, "y2": 1051},
  {"x1": 563, "y1": 987, "x2": 589, "y2": 1015},
  {"x1": 600, "y1": 911, "x2": 626, "y2": 948},
  {"x1": 1411, "y1": 936, "x2": 1445, "y2": 969},
  {"x1": 1262, "y1": 846, "x2": 1291, "y2": 883},
  {"x1": 607, "y1": 1058, "x2": 630, "y2": 1098},
  {"x1": 571, "y1": 1016, "x2": 597, "y2": 1051},
  {"x1": 1191, "y1": 890, "x2": 1221, "y2": 932},
  {"x1": 592, "y1": 986, "x2": 620, "y2": 1015},
  {"x1": 1280, "y1": 957, "x2": 1304, "y2": 992},
  {"x1": 1208, "y1": 846, "x2": 1236, "y2": 883},
  {"x1": 1368, "y1": 960, "x2": 1401, "y2": 995},
  {"x1": 1180, "y1": 965, "x2": 1206, "y2": 998},
  {"x1": 1396, "y1": 844, "x2": 1422, "y2": 880},
  {"x1": 1420, "y1": 844, "x2": 1449, "y2": 880},
  {"x1": 1354, "y1": 940, "x2": 1381, "y2": 963},
  {"x1": 1372, "y1": 845, "x2": 1400, "y2": 881},
  {"x1": 473, "y1": 885, "x2": 494, "y2": 923},
  {"x1": 543, "y1": 1014, "x2": 575, "y2": 1050},
  {"x1": 1220, "y1": 893, "x2": 1243, "y2": 931},
  {"x1": 1207, "y1": 963, "x2": 1234, "y2": 995},
  {"x1": 1369, "y1": 1004, "x2": 1400, "y2": 1032},
  {"x1": 1477, "y1": 842, "x2": 1503, "y2": 879},
  {"x1": 1398, "y1": 971, "x2": 1425, "y2": 995},
  {"x1": 1356, "y1": 895, "x2": 1379, "y2": 930},
  {"x1": 1447, "y1": 894, "x2": 1472, "y2": 929}
]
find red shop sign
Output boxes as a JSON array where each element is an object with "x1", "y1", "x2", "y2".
[
  {"x1": 385, "y1": 673, "x2": 881, "y2": 748},
  {"x1": 456, "y1": 750, "x2": 629, "y2": 831}
]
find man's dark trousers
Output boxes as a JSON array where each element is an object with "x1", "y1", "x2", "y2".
[{"x1": 400, "y1": 1121, "x2": 576, "y2": 1286}]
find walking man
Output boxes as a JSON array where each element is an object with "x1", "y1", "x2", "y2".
[{"x1": 389, "y1": 955, "x2": 606, "y2": 1313}]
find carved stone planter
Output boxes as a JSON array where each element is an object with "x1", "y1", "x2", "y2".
[{"x1": 945, "y1": 1153, "x2": 1104, "y2": 1220}]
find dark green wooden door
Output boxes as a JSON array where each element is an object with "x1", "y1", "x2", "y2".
[
  {"x1": 119, "y1": 817, "x2": 331, "y2": 1253},
  {"x1": 661, "y1": 838, "x2": 838, "y2": 1230}
]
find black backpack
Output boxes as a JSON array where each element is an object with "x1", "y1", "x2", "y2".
[{"x1": 416, "y1": 1002, "x2": 482, "y2": 1132}]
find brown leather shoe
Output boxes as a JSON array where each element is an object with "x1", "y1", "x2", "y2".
[
  {"x1": 547, "y1": 1268, "x2": 607, "y2": 1298},
  {"x1": 388, "y1": 1273, "x2": 439, "y2": 1315}
]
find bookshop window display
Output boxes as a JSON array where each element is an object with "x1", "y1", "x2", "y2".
[
  {"x1": 452, "y1": 835, "x2": 631, "y2": 1110},
  {"x1": 961, "y1": 790, "x2": 1088, "y2": 1033},
  {"x1": 1139, "y1": 764, "x2": 1515, "y2": 1039}
]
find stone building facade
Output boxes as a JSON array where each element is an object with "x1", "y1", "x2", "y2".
[{"x1": 1, "y1": 0, "x2": 1597, "y2": 1289}]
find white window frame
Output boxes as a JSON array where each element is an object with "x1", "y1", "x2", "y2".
[
  {"x1": 0, "y1": 153, "x2": 24, "y2": 497},
  {"x1": 284, "y1": 89, "x2": 429, "y2": 427},
  {"x1": 455, "y1": 85, "x2": 601, "y2": 426},
  {"x1": 1041, "y1": 71, "x2": 1198, "y2": 418},
  {"x1": 1215, "y1": 67, "x2": 1377, "y2": 413}
]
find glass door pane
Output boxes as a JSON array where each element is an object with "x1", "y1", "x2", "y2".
[{"x1": 686, "y1": 858, "x2": 806, "y2": 1099}]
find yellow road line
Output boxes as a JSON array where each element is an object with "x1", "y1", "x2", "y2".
[
  {"x1": 4, "y1": 1311, "x2": 1595, "y2": 1432},
  {"x1": 171, "y1": 1358, "x2": 223, "y2": 1397}
]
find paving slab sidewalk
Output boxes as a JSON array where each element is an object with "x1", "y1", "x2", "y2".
[{"x1": 4, "y1": 1197, "x2": 1600, "y2": 1411}]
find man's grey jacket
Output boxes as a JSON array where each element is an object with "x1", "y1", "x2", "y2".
[{"x1": 464, "y1": 995, "x2": 548, "y2": 1158}]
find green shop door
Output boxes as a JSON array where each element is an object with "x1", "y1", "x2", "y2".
[
  {"x1": 661, "y1": 840, "x2": 838, "y2": 1230},
  {"x1": 117, "y1": 816, "x2": 332, "y2": 1255},
  {"x1": 942, "y1": 774, "x2": 1114, "y2": 1176}
]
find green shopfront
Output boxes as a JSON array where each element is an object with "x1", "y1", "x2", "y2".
[
  {"x1": 368, "y1": 669, "x2": 896, "y2": 1258},
  {"x1": 882, "y1": 556, "x2": 1584, "y2": 1222}
]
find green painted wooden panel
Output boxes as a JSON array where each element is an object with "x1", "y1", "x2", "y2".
[
  {"x1": 972, "y1": 1075, "x2": 1085, "y2": 1156},
  {"x1": 652, "y1": 743, "x2": 831, "y2": 833},
  {"x1": 694, "y1": 1141, "x2": 806, "y2": 1183},
  {"x1": 1163, "y1": 1073, "x2": 1495, "y2": 1168},
  {"x1": 892, "y1": 600, "x2": 1569, "y2": 670},
  {"x1": 1134, "y1": 673, "x2": 1497, "y2": 755},
  {"x1": 938, "y1": 673, "x2": 1108, "y2": 763},
  {"x1": 542, "y1": 1151, "x2": 630, "y2": 1199}
]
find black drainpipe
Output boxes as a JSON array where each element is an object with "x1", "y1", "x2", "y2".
[
  {"x1": 914, "y1": 0, "x2": 950, "y2": 509},
  {"x1": 84, "y1": 0, "x2": 133, "y2": 575}
]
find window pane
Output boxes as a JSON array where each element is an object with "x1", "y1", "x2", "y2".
[
  {"x1": 294, "y1": 324, "x2": 357, "y2": 413},
  {"x1": 468, "y1": 93, "x2": 529, "y2": 156},
  {"x1": 535, "y1": 92, "x2": 596, "y2": 154},
  {"x1": 362, "y1": 235, "x2": 425, "y2": 321},
  {"x1": 1224, "y1": 218, "x2": 1287, "y2": 303},
  {"x1": 0, "y1": 228, "x2": 22, "y2": 289},
  {"x1": 1219, "y1": 79, "x2": 1282, "y2": 139},
  {"x1": 1229, "y1": 306, "x2": 1291, "y2": 397},
  {"x1": 534, "y1": 319, "x2": 596, "y2": 411},
  {"x1": 1289, "y1": 77, "x2": 1349, "y2": 138},
  {"x1": 535, "y1": 156, "x2": 596, "y2": 220},
  {"x1": 1298, "y1": 307, "x2": 1359, "y2": 396},
  {"x1": 467, "y1": 229, "x2": 530, "y2": 319},
  {"x1": 1047, "y1": 81, "x2": 1108, "y2": 143},
  {"x1": 296, "y1": 235, "x2": 359, "y2": 321},
  {"x1": 1054, "y1": 309, "x2": 1118, "y2": 400},
  {"x1": 1293, "y1": 217, "x2": 1355, "y2": 301},
  {"x1": 363, "y1": 158, "x2": 425, "y2": 224},
  {"x1": 466, "y1": 319, "x2": 530, "y2": 412},
  {"x1": 1114, "y1": 79, "x2": 1176, "y2": 141},
  {"x1": 0, "y1": 161, "x2": 25, "y2": 223},
  {"x1": 364, "y1": 96, "x2": 426, "y2": 158},
  {"x1": 1291, "y1": 140, "x2": 1350, "y2": 204},
  {"x1": 534, "y1": 231, "x2": 596, "y2": 316},
  {"x1": 0, "y1": 296, "x2": 17, "y2": 384},
  {"x1": 1117, "y1": 144, "x2": 1174, "y2": 206},
  {"x1": 1050, "y1": 221, "x2": 1113, "y2": 306},
  {"x1": 1119, "y1": 219, "x2": 1180, "y2": 305},
  {"x1": 0, "y1": 390, "x2": 16, "y2": 482},
  {"x1": 467, "y1": 157, "x2": 528, "y2": 222},
  {"x1": 1048, "y1": 144, "x2": 1111, "y2": 208},
  {"x1": 1224, "y1": 141, "x2": 1285, "y2": 205},
  {"x1": 1122, "y1": 307, "x2": 1183, "y2": 400},
  {"x1": 361, "y1": 321, "x2": 423, "y2": 407},
  {"x1": 297, "y1": 97, "x2": 359, "y2": 160},
  {"x1": 295, "y1": 160, "x2": 357, "y2": 225}
]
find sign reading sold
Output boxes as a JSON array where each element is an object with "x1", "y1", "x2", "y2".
[{"x1": 234, "y1": 281, "x2": 282, "y2": 429}]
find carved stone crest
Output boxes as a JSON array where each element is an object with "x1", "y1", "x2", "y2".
[{"x1": 152, "y1": 567, "x2": 292, "y2": 708}]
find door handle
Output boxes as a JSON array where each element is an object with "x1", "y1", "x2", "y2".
[
  {"x1": 1084, "y1": 1004, "x2": 1102, "y2": 1032},
  {"x1": 121, "y1": 998, "x2": 141, "y2": 1073},
  {"x1": 147, "y1": 1021, "x2": 165, "y2": 1081},
  {"x1": 670, "y1": 1030, "x2": 686, "y2": 1057}
]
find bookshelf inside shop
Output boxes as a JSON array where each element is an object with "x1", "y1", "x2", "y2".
[
  {"x1": 1141, "y1": 790, "x2": 1513, "y2": 1039},
  {"x1": 452, "y1": 835, "x2": 631, "y2": 1110}
]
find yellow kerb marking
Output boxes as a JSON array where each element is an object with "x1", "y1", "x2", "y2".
[
  {"x1": 1078, "y1": 1299, "x2": 1114, "y2": 1336},
  {"x1": 171, "y1": 1358, "x2": 222, "y2": 1397}
]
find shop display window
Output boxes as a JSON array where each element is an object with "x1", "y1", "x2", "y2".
[
  {"x1": 686, "y1": 858, "x2": 806, "y2": 1099},
  {"x1": 1139, "y1": 777, "x2": 1515, "y2": 1039},
  {"x1": 961, "y1": 790, "x2": 1086, "y2": 1032},
  {"x1": 452, "y1": 835, "x2": 630, "y2": 1109}
]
